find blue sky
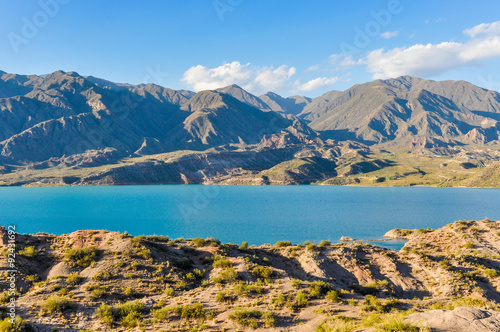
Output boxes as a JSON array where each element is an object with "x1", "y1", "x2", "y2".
[{"x1": 1, "y1": 0, "x2": 500, "y2": 97}]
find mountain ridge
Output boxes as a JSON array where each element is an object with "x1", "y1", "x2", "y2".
[{"x1": 0, "y1": 70, "x2": 499, "y2": 187}]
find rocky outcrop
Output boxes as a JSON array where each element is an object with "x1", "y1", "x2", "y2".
[{"x1": 407, "y1": 307, "x2": 500, "y2": 332}]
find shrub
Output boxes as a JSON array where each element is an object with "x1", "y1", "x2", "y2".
[
  {"x1": 193, "y1": 238, "x2": 205, "y2": 247},
  {"x1": 317, "y1": 316, "x2": 358, "y2": 332},
  {"x1": 65, "y1": 247, "x2": 98, "y2": 268},
  {"x1": 464, "y1": 242, "x2": 474, "y2": 249},
  {"x1": 0, "y1": 315, "x2": 30, "y2": 332},
  {"x1": 377, "y1": 312, "x2": 420, "y2": 332},
  {"x1": 66, "y1": 273, "x2": 82, "y2": 285},
  {"x1": 484, "y1": 268, "x2": 498, "y2": 278},
  {"x1": 95, "y1": 304, "x2": 114, "y2": 326},
  {"x1": 470, "y1": 227, "x2": 480, "y2": 235},
  {"x1": 212, "y1": 256, "x2": 232, "y2": 269},
  {"x1": 164, "y1": 286, "x2": 174, "y2": 296},
  {"x1": 91, "y1": 288, "x2": 106, "y2": 299},
  {"x1": 295, "y1": 291, "x2": 309, "y2": 306},
  {"x1": 116, "y1": 300, "x2": 144, "y2": 318},
  {"x1": 193, "y1": 268, "x2": 205, "y2": 280},
  {"x1": 440, "y1": 260, "x2": 451, "y2": 270},
  {"x1": 25, "y1": 275, "x2": 38, "y2": 282},
  {"x1": 309, "y1": 281, "x2": 334, "y2": 298},
  {"x1": 135, "y1": 248, "x2": 151, "y2": 260},
  {"x1": 306, "y1": 244, "x2": 317, "y2": 252},
  {"x1": 122, "y1": 287, "x2": 135, "y2": 297},
  {"x1": 152, "y1": 306, "x2": 180, "y2": 320},
  {"x1": 19, "y1": 246, "x2": 37, "y2": 257},
  {"x1": 41, "y1": 295, "x2": 76, "y2": 314},
  {"x1": 121, "y1": 312, "x2": 141, "y2": 327},
  {"x1": 318, "y1": 240, "x2": 331, "y2": 247},
  {"x1": 174, "y1": 257, "x2": 194, "y2": 269},
  {"x1": 130, "y1": 262, "x2": 140, "y2": 270},
  {"x1": 271, "y1": 292, "x2": 286, "y2": 309},
  {"x1": 92, "y1": 270, "x2": 112, "y2": 281},
  {"x1": 229, "y1": 309, "x2": 263, "y2": 329},
  {"x1": 263, "y1": 311, "x2": 277, "y2": 328},
  {"x1": 275, "y1": 241, "x2": 292, "y2": 247},
  {"x1": 251, "y1": 266, "x2": 274, "y2": 279},
  {"x1": 233, "y1": 283, "x2": 264, "y2": 297},
  {"x1": 326, "y1": 290, "x2": 341, "y2": 303},
  {"x1": 58, "y1": 288, "x2": 69, "y2": 296},
  {"x1": 239, "y1": 241, "x2": 249, "y2": 250},
  {"x1": 212, "y1": 268, "x2": 240, "y2": 284},
  {"x1": 291, "y1": 279, "x2": 303, "y2": 288},
  {"x1": 181, "y1": 303, "x2": 206, "y2": 319}
]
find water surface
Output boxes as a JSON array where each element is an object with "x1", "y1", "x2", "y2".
[{"x1": 1, "y1": 185, "x2": 499, "y2": 250}]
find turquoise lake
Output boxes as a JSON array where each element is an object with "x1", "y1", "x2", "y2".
[{"x1": 1, "y1": 185, "x2": 500, "y2": 250}]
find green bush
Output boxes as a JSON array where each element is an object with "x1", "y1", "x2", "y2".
[
  {"x1": 66, "y1": 273, "x2": 82, "y2": 285},
  {"x1": 239, "y1": 241, "x2": 249, "y2": 250},
  {"x1": 212, "y1": 268, "x2": 240, "y2": 284},
  {"x1": 122, "y1": 287, "x2": 135, "y2": 297},
  {"x1": 181, "y1": 303, "x2": 206, "y2": 319},
  {"x1": 19, "y1": 246, "x2": 37, "y2": 257},
  {"x1": 295, "y1": 291, "x2": 309, "y2": 307},
  {"x1": 41, "y1": 295, "x2": 76, "y2": 314},
  {"x1": 193, "y1": 238, "x2": 205, "y2": 247},
  {"x1": 121, "y1": 312, "x2": 141, "y2": 327},
  {"x1": 229, "y1": 309, "x2": 263, "y2": 329},
  {"x1": 326, "y1": 290, "x2": 341, "y2": 302},
  {"x1": 58, "y1": 288, "x2": 69, "y2": 296},
  {"x1": 484, "y1": 268, "x2": 498, "y2": 278},
  {"x1": 251, "y1": 266, "x2": 274, "y2": 279},
  {"x1": 117, "y1": 300, "x2": 144, "y2": 318},
  {"x1": 0, "y1": 315, "x2": 31, "y2": 332},
  {"x1": 90, "y1": 288, "x2": 106, "y2": 299},
  {"x1": 271, "y1": 292, "x2": 286, "y2": 309},
  {"x1": 275, "y1": 241, "x2": 292, "y2": 247},
  {"x1": 65, "y1": 247, "x2": 98, "y2": 268},
  {"x1": 233, "y1": 283, "x2": 264, "y2": 297},
  {"x1": 174, "y1": 257, "x2": 194, "y2": 269},
  {"x1": 193, "y1": 268, "x2": 206, "y2": 280},
  {"x1": 153, "y1": 304, "x2": 206, "y2": 320},
  {"x1": 317, "y1": 316, "x2": 358, "y2": 332},
  {"x1": 212, "y1": 256, "x2": 232, "y2": 269},
  {"x1": 95, "y1": 304, "x2": 114, "y2": 326},
  {"x1": 92, "y1": 270, "x2": 112, "y2": 281},
  {"x1": 309, "y1": 281, "x2": 334, "y2": 298}
]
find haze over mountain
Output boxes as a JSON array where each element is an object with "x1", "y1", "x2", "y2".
[{"x1": 0, "y1": 70, "x2": 499, "y2": 186}]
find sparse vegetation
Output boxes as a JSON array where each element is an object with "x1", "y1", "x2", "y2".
[
  {"x1": 65, "y1": 247, "x2": 98, "y2": 268},
  {"x1": 19, "y1": 246, "x2": 37, "y2": 257},
  {"x1": 41, "y1": 295, "x2": 76, "y2": 314},
  {"x1": 4, "y1": 220, "x2": 500, "y2": 331}
]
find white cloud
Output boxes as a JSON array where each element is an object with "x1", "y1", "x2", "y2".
[
  {"x1": 364, "y1": 21, "x2": 500, "y2": 79},
  {"x1": 296, "y1": 77, "x2": 340, "y2": 91},
  {"x1": 254, "y1": 65, "x2": 296, "y2": 92},
  {"x1": 464, "y1": 21, "x2": 500, "y2": 38},
  {"x1": 181, "y1": 61, "x2": 296, "y2": 94},
  {"x1": 380, "y1": 31, "x2": 399, "y2": 39},
  {"x1": 306, "y1": 64, "x2": 321, "y2": 72}
]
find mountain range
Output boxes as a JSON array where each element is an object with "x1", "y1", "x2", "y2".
[{"x1": 0, "y1": 70, "x2": 499, "y2": 186}]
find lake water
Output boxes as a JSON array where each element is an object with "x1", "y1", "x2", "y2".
[{"x1": 1, "y1": 185, "x2": 500, "y2": 250}]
